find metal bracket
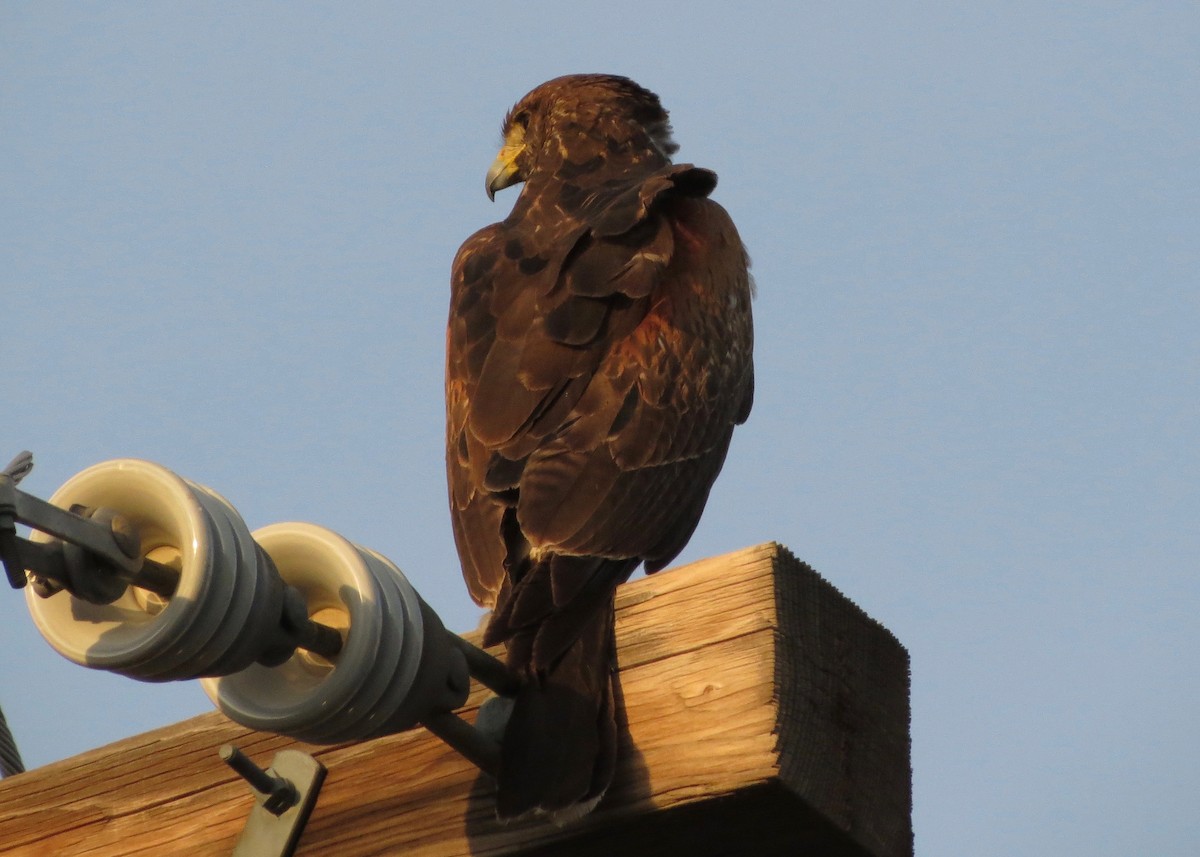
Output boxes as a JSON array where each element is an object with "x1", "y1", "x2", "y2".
[
  {"x1": 416, "y1": 632, "x2": 521, "y2": 775},
  {"x1": 221, "y1": 745, "x2": 325, "y2": 857},
  {"x1": 0, "y1": 466, "x2": 164, "y2": 598}
]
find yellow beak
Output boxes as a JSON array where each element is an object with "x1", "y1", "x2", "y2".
[{"x1": 486, "y1": 144, "x2": 523, "y2": 201}]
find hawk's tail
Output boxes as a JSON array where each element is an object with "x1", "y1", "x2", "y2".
[
  {"x1": 482, "y1": 553, "x2": 636, "y2": 821},
  {"x1": 494, "y1": 596, "x2": 618, "y2": 821}
]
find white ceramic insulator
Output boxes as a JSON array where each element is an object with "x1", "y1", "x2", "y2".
[
  {"x1": 24, "y1": 459, "x2": 279, "y2": 681},
  {"x1": 201, "y1": 523, "x2": 467, "y2": 743},
  {"x1": 26, "y1": 458, "x2": 218, "y2": 678}
]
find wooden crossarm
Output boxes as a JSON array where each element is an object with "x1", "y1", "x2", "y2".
[{"x1": 0, "y1": 543, "x2": 912, "y2": 857}]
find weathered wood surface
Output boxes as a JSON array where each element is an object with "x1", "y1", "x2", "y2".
[{"x1": 0, "y1": 543, "x2": 911, "y2": 856}]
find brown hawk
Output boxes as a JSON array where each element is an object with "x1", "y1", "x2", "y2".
[{"x1": 445, "y1": 74, "x2": 754, "y2": 820}]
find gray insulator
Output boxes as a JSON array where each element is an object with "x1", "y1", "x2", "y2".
[
  {"x1": 24, "y1": 460, "x2": 286, "y2": 682},
  {"x1": 201, "y1": 523, "x2": 469, "y2": 744}
]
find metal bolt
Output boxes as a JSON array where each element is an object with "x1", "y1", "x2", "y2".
[
  {"x1": 219, "y1": 744, "x2": 298, "y2": 815},
  {"x1": 447, "y1": 632, "x2": 520, "y2": 696}
]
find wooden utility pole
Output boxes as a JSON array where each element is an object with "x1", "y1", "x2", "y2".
[{"x1": 0, "y1": 543, "x2": 911, "y2": 856}]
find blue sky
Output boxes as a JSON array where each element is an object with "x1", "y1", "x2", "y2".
[{"x1": 2, "y1": 3, "x2": 1197, "y2": 855}]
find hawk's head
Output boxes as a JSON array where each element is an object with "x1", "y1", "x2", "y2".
[{"x1": 486, "y1": 74, "x2": 678, "y2": 200}]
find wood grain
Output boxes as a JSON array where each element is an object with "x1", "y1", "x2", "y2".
[{"x1": 0, "y1": 543, "x2": 911, "y2": 856}]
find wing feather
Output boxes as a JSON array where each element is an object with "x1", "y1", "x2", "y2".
[{"x1": 447, "y1": 162, "x2": 752, "y2": 610}]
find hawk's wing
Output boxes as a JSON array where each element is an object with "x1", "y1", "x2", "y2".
[{"x1": 446, "y1": 164, "x2": 753, "y2": 608}]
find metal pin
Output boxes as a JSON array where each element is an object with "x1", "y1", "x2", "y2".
[
  {"x1": 220, "y1": 744, "x2": 297, "y2": 815},
  {"x1": 446, "y1": 632, "x2": 520, "y2": 696},
  {"x1": 421, "y1": 711, "x2": 501, "y2": 776}
]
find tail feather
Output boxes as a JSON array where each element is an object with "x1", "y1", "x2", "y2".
[{"x1": 493, "y1": 590, "x2": 619, "y2": 821}]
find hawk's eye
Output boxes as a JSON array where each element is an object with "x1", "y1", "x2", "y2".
[{"x1": 512, "y1": 111, "x2": 530, "y2": 131}]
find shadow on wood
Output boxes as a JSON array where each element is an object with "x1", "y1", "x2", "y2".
[{"x1": 0, "y1": 542, "x2": 911, "y2": 857}]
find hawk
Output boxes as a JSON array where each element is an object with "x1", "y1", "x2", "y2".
[{"x1": 446, "y1": 74, "x2": 754, "y2": 820}]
